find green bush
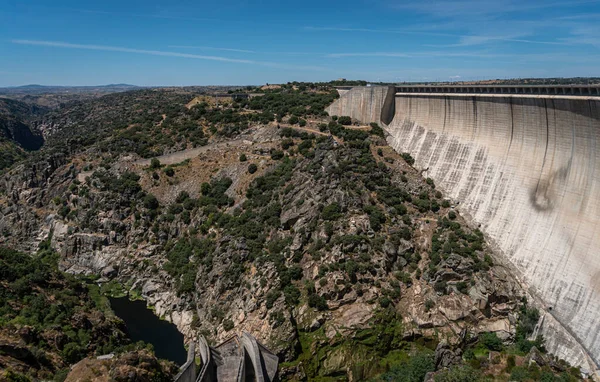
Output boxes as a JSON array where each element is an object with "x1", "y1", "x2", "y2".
[
  {"x1": 307, "y1": 293, "x2": 328, "y2": 310},
  {"x1": 223, "y1": 319, "x2": 234, "y2": 331},
  {"x1": 265, "y1": 290, "x2": 280, "y2": 309},
  {"x1": 434, "y1": 365, "x2": 482, "y2": 382},
  {"x1": 176, "y1": 191, "x2": 190, "y2": 203},
  {"x1": 248, "y1": 163, "x2": 258, "y2": 174},
  {"x1": 376, "y1": 353, "x2": 435, "y2": 382},
  {"x1": 401, "y1": 153, "x2": 415, "y2": 166},
  {"x1": 164, "y1": 166, "x2": 175, "y2": 177},
  {"x1": 143, "y1": 194, "x2": 159, "y2": 209},
  {"x1": 338, "y1": 116, "x2": 352, "y2": 125},
  {"x1": 321, "y1": 203, "x2": 342, "y2": 221},
  {"x1": 150, "y1": 158, "x2": 161, "y2": 169},
  {"x1": 283, "y1": 285, "x2": 301, "y2": 305},
  {"x1": 239, "y1": 153, "x2": 247, "y2": 162},
  {"x1": 479, "y1": 332, "x2": 503, "y2": 351},
  {"x1": 271, "y1": 150, "x2": 285, "y2": 160},
  {"x1": 370, "y1": 122, "x2": 385, "y2": 137}
]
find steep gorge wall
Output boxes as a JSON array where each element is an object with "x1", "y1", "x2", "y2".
[{"x1": 327, "y1": 88, "x2": 600, "y2": 374}]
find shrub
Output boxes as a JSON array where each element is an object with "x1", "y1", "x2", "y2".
[
  {"x1": 265, "y1": 290, "x2": 280, "y2": 309},
  {"x1": 62, "y1": 342, "x2": 84, "y2": 364},
  {"x1": 143, "y1": 194, "x2": 159, "y2": 209},
  {"x1": 338, "y1": 116, "x2": 352, "y2": 125},
  {"x1": 176, "y1": 191, "x2": 190, "y2": 203},
  {"x1": 164, "y1": 167, "x2": 175, "y2": 177},
  {"x1": 150, "y1": 158, "x2": 161, "y2": 169},
  {"x1": 425, "y1": 299, "x2": 435, "y2": 312},
  {"x1": 271, "y1": 150, "x2": 285, "y2": 160},
  {"x1": 288, "y1": 115, "x2": 299, "y2": 125},
  {"x1": 283, "y1": 285, "x2": 301, "y2": 305},
  {"x1": 434, "y1": 280, "x2": 447, "y2": 294},
  {"x1": 479, "y1": 332, "x2": 504, "y2": 351},
  {"x1": 298, "y1": 118, "x2": 307, "y2": 127},
  {"x1": 223, "y1": 319, "x2": 234, "y2": 331},
  {"x1": 239, "y1": 153, "x2": 247, "y2": 162},
  {"x1": 434, "y1": 365, "x2": 481, "y2": 382},
  {"x1": 378, "y1": 353, "x2": 435, "y2": 382},
  {"x1": 401, "y1": 153, "x2": 415, "y2": 166},
  {"x1": 308, "y1": 293, "x2": 328, "y2": 310},
  {"x1": 321, "y1": 203, "x2": 342, "y2": 221},
  {"x1": 379, "y1": 296, "x2": 392, "y2": 308},
  {"x1": 370, "y1": 122, "x2": 385, "y2": 137},
  {"x1": 377, "y1": 148, "x2": 384, "y2": 156}
]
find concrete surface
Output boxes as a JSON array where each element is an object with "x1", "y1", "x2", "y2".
[
  {"x1": 174, "y1": 343, "x2": 196, "y2": 382},
  {"x1": 326, "y1": 87, "x2": 600, "y2": 375}
]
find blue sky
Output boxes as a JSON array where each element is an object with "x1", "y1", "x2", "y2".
[{"x1": 1, "y1": 0, "x2": 599, "y2": 86}]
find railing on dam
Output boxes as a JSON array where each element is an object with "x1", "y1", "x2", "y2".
[{"x1": 394, "y1": 84, "x2": 600, "y2": 97}]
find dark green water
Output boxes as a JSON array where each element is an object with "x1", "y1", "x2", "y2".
[{"x1": 109, "y1": 297, "x2": 187, "y2": 365}]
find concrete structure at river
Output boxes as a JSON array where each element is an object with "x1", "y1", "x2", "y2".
[
  {"x1": 327, "y1": 84, "x2": 600, "y2": 375},
  {"x1": 174, "y1": 333, "x2": 278, "y2": 382}
]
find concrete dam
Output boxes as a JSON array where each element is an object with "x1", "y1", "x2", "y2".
[{"x1": 327, "y1": 85, "x2": 600, "y2": 374}]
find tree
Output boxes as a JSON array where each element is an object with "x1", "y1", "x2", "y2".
[
  {"x1": 338, "y1": 116, "x2": 352, "y2": 125},
  {"x1": 150, "y1": 158, "x2": 161, "y2": 169},
  {"x1": 143, "y1": 194, "x2": 159, "y2": 209},
  {"x1": 248, "y1": 164, "x2": 258, "y2": 174},
  {"x1": 164, "y1": 167, "x2": 175, "y2": 177},
  {"x1": 239, "y1": 153, "x2": 247, "y2": 162},
  {"x1": 223, "y1": 319, "x2": 234, "y2": 331}
]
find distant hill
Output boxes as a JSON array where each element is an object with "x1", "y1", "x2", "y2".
[
  {"x1": 0, "y1": 83, "x2": 140, "y2": 94},
  {"x1": 0, "y1": 84, "x2": 142, "y2": 109}
]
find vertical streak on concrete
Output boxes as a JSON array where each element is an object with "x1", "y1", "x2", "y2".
[{"x1": 326, "y1": 88, "x2": 600, "y2": 375}]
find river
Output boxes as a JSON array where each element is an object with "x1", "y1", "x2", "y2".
[{"x1": 109, "y1": 297, "x2": 187, "y2": 365}]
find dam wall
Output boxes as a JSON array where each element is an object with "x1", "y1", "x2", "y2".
[
  {"x1": 326, "y1": 87, "x2": 600, "y2": 374},
  {"x1": 327, "y1": 86, "x2": 391, "y2": 125}
]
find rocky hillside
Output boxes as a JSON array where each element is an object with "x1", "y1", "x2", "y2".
[
  {"x1": 0, "y1": 98, "x2": 46, "y2": 171},
  {"x1": 0, "y1": 83, "x2": 586, "y2": 381},
  {"x1": 0, "y1": 246, "x2": 176, "y2": 381}
]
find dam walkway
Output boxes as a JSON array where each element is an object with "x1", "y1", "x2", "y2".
[{"x1": 393, "y1": 84, "x2": 600, "y2": 97}]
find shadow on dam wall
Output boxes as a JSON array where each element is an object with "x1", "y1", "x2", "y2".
[{"x1": 327, "y1": 87, "x2": 600, "y2": 375}]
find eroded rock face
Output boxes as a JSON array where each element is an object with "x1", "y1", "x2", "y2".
[
  {"x1": 65, "y1": 350, "x2": 177, "y2": 382},
  {"x1": 0, "y1": 118, "x2": 534, "y2": 378}
]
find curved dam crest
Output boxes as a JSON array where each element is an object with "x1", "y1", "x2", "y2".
[{"x1": 327, "y1": 87, "x2": 600, "y2": 374}]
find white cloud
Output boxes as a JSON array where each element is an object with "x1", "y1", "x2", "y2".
[
  {"x1": 12, "y1": 39, "x2": 256, "y2": 64},
  {"x1": 10, "y1": 40, "x2": 328, "y2": 71},
  {"x1": 168, "y1": 45, "x2": 256, "y2": 54},
  {"x1": 305, "y1": 26, "x2": 570, "y2": 46}
]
